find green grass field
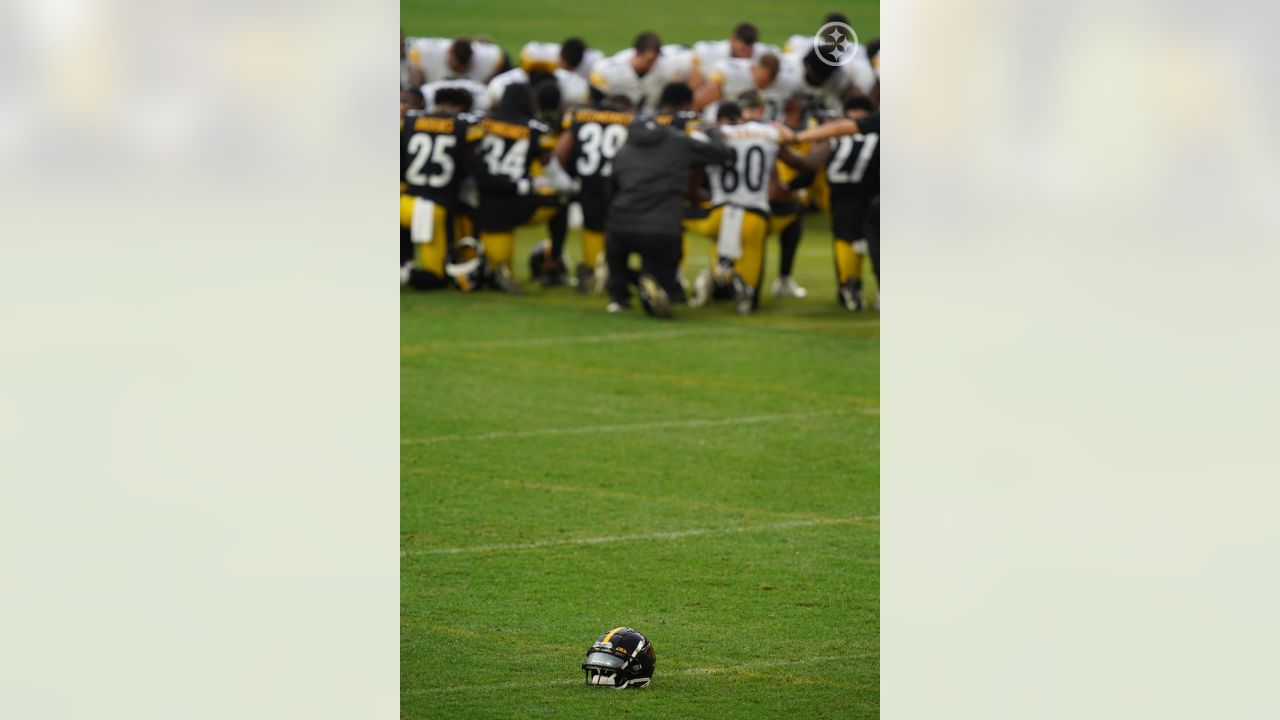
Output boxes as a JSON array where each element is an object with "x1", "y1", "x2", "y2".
[
  {"x1": 402, "y1": 214, "x2": 880, "y2": 718},
  {"x1": 401, "y1": 0, "x2": 880, "y2": 58},
  {"x1": 402, "y1": 2, "x2": 879, "y2": 716}
]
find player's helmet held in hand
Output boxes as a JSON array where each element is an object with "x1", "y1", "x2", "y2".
[{"x1": 581, "y1": 627, "x2": 656, "y2": 688}]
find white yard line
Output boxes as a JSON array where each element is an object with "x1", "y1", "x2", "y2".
[
  {"x1": 405, "y1": 319, "x2": 877, "y2": 354},
  {"x1": 404, "y1": 327, "x2": 738, "y2": 352},
  {"x1": 402, "y1": 654, "x2": 868, "y2": 694},
  {"x1": 402, "y1": 516, "x2": 877, "y2": 557},
  {"x1": 401, "y1": 408, "x2": 878, "y2": 446}
]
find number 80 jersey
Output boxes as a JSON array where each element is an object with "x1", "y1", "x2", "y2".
[
  {"x1": 400, "y1": 110, "x2": 484, "y2": 208},
  {"x1": 706, "y1": 122, "x2": 783, "y2": 214}
]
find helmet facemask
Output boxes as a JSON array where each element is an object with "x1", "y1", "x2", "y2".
[{"x1": 581, "y1": 630, "x2": 655, "y2": 689}]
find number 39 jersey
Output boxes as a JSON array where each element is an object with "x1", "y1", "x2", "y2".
[
  {"x1": 400, "y1": 110, "x2": 484, "y2": 208},
  {"x1": 563, "y1": 108, "x2": 635, "y2": 191},
  {"x1": 706, "y1": 122, "x2": 783, "y2": 214}
]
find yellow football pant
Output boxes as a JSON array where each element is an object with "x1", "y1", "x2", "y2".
[
  {"x1": 683, "y1": 206, "x2": 769, "y2": 290},
  {"x1": 400, "y1": 194, "x2": 448, "y2": 277},
  {"x1": 582, "y1": 229, "x2": 605, "y2": 268},
  {"x1": 768, "y1": 213, "x2": 798, "y2": 235},
  {"x1": 481, "y1": 205, "x2": 561, "y2": 267}
]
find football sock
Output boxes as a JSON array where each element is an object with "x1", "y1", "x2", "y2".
[
  {"x1": 869, "y1": 239, "x2": 880, "y2": 287},
  {"x1": 582, "y1": 229, "x2": 605, "y2": 269},
  {"x1": 833, "y1": 239, "x2": 861, "y2": 284},
  {"x1": 778, "y1": 219, "x2": 801, "y2": 277},
  {"x1": 400, "y1": 228, "x2": 414, "y2": 267},
  {"x1": 734, "y1": 235, "x2": 765, "y2": 291},
  {"x1": 548, "y1": 208, "x2": 568, "y2": 260},
  {"x1": 483, "y1": 231, "x2": 516, "y2": 268}
]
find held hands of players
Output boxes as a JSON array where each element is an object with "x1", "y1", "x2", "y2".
[
  {"x1": 533, "y1": 158, "x2": 579, "y2": 196},
  {"x1": 772, "y1": 122, "x2": 797, "y2": 145},
  {"x1": 531, "y1": 174, "x2": 577, "y2": 197}
]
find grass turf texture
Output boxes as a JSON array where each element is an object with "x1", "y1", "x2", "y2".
[
  {"x1": 401, "y1": 0, "x2": 880, "y2": 58},
  {"x1": 402, "y1": 215, "x2": 879, "y2": 718}
]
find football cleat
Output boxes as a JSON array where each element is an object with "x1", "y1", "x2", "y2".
[
  {"x1": 839, "y1": 279, "x2": 864, "y2": 311},
  {"x1": 575, "y1": 262, "x2": 595, "y2": 295},
  {"x1": 529, "y1": 240, "x2": 568, "y2": 287},
  {"x1": 732, "y1": 273, "x2": 755, "y2": 315},
  {"x1": 689, "y1": 268, "x2": 713, "y2": 308},
  {"x1": 771, "y1": 275, "x2": 808, "y2": 298},
  {"x1": 582, "y1": 627, "x2": 656, "y2": 689},
  {"x1": 491, "y1": 263, "x2": 525, "y2": 295},
  {"x1": 605, "y1": 301, "x2": 627, "y2": 313},
  {"x1": 637, "y1": 274, "x2": 672, "y2": 319},
  {"x1": 540, "y1": 266, "x2": 568, "y2": 288}
]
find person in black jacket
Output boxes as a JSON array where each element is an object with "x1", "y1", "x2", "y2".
[{"x1": 605, "y1": 85, "x2": 730, "y2": 317}]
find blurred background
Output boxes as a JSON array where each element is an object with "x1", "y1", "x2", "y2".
[{"x1": 1, "y1": 0, "x2": 1278, "y2": 717}]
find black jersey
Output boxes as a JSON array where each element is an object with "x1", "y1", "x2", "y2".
[
  {"x1": 825, "y1": 131, "x2": 879, "y2": 191},
  {"x1": 655, "y1": 110, "x2": 702, "y2": 134},
  {"x1": 563, "y1": 108, "x2": 635, "y2": 187},
  {"x1": 826, "y1": 130, "x2": 880, "y2": 240},
  {"x1": 472, "y1": 116, "x2": 553, "y2": 194},
  {"x1": 399, "y1": 110, "x2": 482, "y2": 207},
  {"x1": 472, "y1": 115, "x2": 562, "y2": 232}
]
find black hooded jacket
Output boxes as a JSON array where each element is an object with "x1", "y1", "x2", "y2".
[{"x1": 608, "y1": 117, "x2": 730, "y2": 236}]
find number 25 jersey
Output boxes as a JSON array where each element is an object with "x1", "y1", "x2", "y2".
[{"x1": 400, "y1": 110, "x2": 484, "y2": 208}]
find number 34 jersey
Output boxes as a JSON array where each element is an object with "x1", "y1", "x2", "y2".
[
  {"x1": 706, "y1": 122, "x2": 783, "y2": 214},
  {"x1": 400, "y1": 110, "x2": 484, "y2": 208}
]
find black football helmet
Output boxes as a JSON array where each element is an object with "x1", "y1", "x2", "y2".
[
  {"x1": 527, "y1": 239, "x2": 568, "y2": 286},
  {"x1": 582, "y1": 627, "x2": 656, "y2": 689}
]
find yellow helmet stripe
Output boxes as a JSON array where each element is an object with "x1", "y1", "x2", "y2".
[{"x1": 603, "y1": 627, "x2": 625, "y2": 643}]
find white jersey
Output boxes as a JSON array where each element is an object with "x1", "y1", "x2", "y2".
[
  {"x1": 692, "y1": 39, "x2": 782, "y2": 71},
  {"x1": 784, "y1": 35, "x2": 878, "y2": 103},
  {"x1": 763, "y1": 57, "x2": 805, "y2": 118},
  {"x1": 708, "y1": 58, "x2": 757, "y2": 102},
  {"x1": 589, "y1": 48, "x2": 692, "y2": 109},
  {"x1": 487, "y1": 67, "x2": 590, "y2": 109},
  {"x1": 706, "y1": 122, "x2": 782, "y2": 213},
  {"x1": 783, "y1": 34, "x2": 814, "y2": 57},
  {"x1": 705, "y1": 57, "x2": 804, "y2": 122},
  {"x1": 519, "y1": 41, "x2": 605, "y2": 80},
  {"x1": 406, "y1": 37, "x2": 507, "y2": 84},
  {"x1": 420, "y1": 79, "x2": 491, "y2": 113},
  {"x1": 658, "y1": 44, "x2": 696, "y2": 80}
]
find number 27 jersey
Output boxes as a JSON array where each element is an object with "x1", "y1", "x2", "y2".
[{"x1": 706, "y1": 122, "x2": 782, "y2": 214}]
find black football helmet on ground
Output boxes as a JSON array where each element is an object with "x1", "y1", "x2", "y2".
[{"x1": 582, "y1": 627, "x2": 656, "y2": 689}]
